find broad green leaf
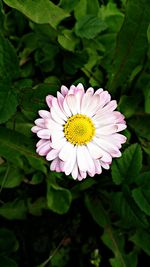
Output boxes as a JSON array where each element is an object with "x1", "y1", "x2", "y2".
[
  {"x1": 0, "y1": 228, "x2": 19, "y2": 253},
  {"x1": 118, "y1": 95, "x2": 140, "y2": 118},
  {"x1": 0, "y1": 33, "x2": 19, "y2": 123},
  {"x1": 102, "y1": 230, "x2": 127, "y2": 267},
  {"x1": 108, "y1": 0, "x2": 150, "y2": 92},
  {"x1": 0, "y1": 34, "x2": 19, "y2": 81},
  {"x1": 0, "y1": 199, "x2": 27, "y2": 220},
  {"x1": 111, "y1": 144, "x2": 142, "y2": 184},
  {"x1": 98, "y1": 3, "x2": 124, "y2": 32},
  {"x1": 58, "y1": 29, "x2": 79, "y2": 52},
  {"x1": 144, "y1": 84, "x2": 150, "y2": 113},
  {"x1": 20, "y1": 83, "x2": 58, "y2": 116},
  {"x1": 0, "y1": 256, "x2": 18, "y2": 267},
  {"x1": 135, "y1": 171, "x2": 150, "y2": 186},
  {"x1": 28, "y1": 197, "x2": 47, "y2": 216},
  {"x1": 110, "y1": 252, "x2": 137, "y2": 267},
  {"x1": 3, "y1": 0, "x2": 69, "y2": 28},
  {"x1": 132, "y1": 187, "x2": 150, "y2": 216},
  {"x1": 131, "y1": 229, "x2": 150, "y2": 256},
  {"x1": 74, "y1": 0, "x2": 99, "y2": 19},
  {"x1": 0, "y1": 164, "x2": 23, "y2": 188},
  {"x1": 129, "y1": 114, "x2": 150, "y2": 141},
  {"x1": 75, "y1": 15, "x2": 107, "y2": 39},
  {"x1": 47, "y1": 181, "x2": 72, "y2": 214},
  {"x1": 59, "y1": 0, "x2": 78, "y2": 12},
  {"x1": 112, "y1": 190, "x2": 148, "y2": 228},
  {"x1": 85, "y1": 194, "x2": 110, "y2": 228},
  {"x1": 0, "y1": 127, "x2": 47, "y2": 172},
  {"x1": 0, "y1": 82, "x2": 18, "y2": 123}
]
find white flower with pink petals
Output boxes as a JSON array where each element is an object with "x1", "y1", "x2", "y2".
[{"x1": 31, "y1": 83, "x2": 127, "y2": 181}]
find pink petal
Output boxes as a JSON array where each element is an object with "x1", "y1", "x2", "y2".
[
  {"x1": 34, "y1": 118, "x2": 45, "y2": 127},
  {"x1": 31, "y1": 126, "x2": 41, "y2": 133},
  {"x1": 46, "y1": 95, "x2": 54, "y2": 108},
  {"x1": 37, "y1": 129, "x2": 50, "y2": 139},
  {"x1": 61, "y1": 85, "x2": 68, "y2": 96},
  {"x1": 46, "y1": 149, "x2": 59, "y2": 161},
  {"x1": 38, "y1": 110, "x2": 51, "y2": 118}
]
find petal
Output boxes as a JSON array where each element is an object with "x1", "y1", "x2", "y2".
[
  {"x1": 59, "y1": 142, "x2": 74, "y2": 161},
  {"x1": 36, "y1": 141, "x2": 51, "y2": 156},
  {"x1": 46, "y1": 95, "x2": 54, "y2": 108},
  {"x1": 96, "y1": 125, "x2": 118, "y2": 135},
  {"x1": 34, "y1": 118, "x2": 45, "y2": 127},
  {"x1": 36, "y1": 139, "x2": 46, "y2": 147},
  {"x1": 52, "y1": 98, "x2": 67, "y2": 121},
  {"x1": 63, "y1": 96, "x2": 72, "y2": 117},
  {"x1": 61, "y1": 85, "x2": 68, "y2": 96},
  {"x1": 87, "y1": 141, "x2": 102, "y2": 159},
  {"x1": 81, "y1": 92, "x2": 93, "y2": 114},
  {"x1": 85, "y1": 94, "x2": 100, "y2": 116},
  {"x1": 45, "y1": 119, "x2": 63, "y2": 131},
  {"x1": 37, "y1": 129, "x2": 50, "y2": 139},
  {"x1": 66, "y1": 94, "x2": 78, "y2": 115},
  {"x1": 46, "y1": 149, "x2": 59, "y2": 161},
  {"x1": 51, "y1": 137, "x2": 66, "y2": 150},
  {"x1": 72, "y1": 162, "x2": 79, "y2": 180},
  {"x1": 31, "y1": 126, "x2": 41, "y2": 133},
  {"x1": 116, "y1": 123, "x2": 127, "y2": 132},
  {"x1": 95, "y1": 88, "x2": 103, "y2": 95},
  {"x1": 77, "y1": 145, "x2": 95, "y2": 174},
  {"x1": 51, "y1": 107, "x2": 65, "y2": 124},
  {"x1": 94, "y1": 159, "x2": 102, "y2": 174},
  {"x1": 63, "y1": 146, "x2": 77, "y2": 175},
  {"x1": 39, "y1": 110, "x2": 51, "y2": 118}
]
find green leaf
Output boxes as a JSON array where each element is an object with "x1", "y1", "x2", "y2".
[
  {"x1": 144, "y1": 83, "x2": 150, "y2": 113},
  {"x1": 47, "y1": 181, "x2": 72, "y2": 214},
  {"x1": 0, "y1": 127, "x2": 47, "y2": 172},
  {"x1": 130, "y1": 229, "x2": 150, "y2": 256},
  {"x1": 0, "y1": 228, "x2": 19, "y2": 253},
  {"x1": 0, "y1": 199, "x2": 27, "y2": 220},
  {"x1": 0, "y1": 256, "x2": 18, "y2": 267},
  {"x1": 3, "y1": 0, "x2": 69, "y2": 28},
  {"x1": 85, "y1": 194, "x2": 110, "y2": 228},
  {"x1": 74, "y1": 0, "x2": 99, "y2": 19},
  {"x1": 0, "y1": 34, "x2": 19, "y2": 81},
  {"x1": 20, "y1": 83, "x2": 58, "y2": 116},
  {"x1": 108, "y1": 0, "x2": 150, "y2": 92},
  {"x1": 0, "y1": 82, "x2": 18, "y2": 124},
  {"x1": 75, "y1": 15, "x2": 107, "y2": 39},
  {"x1": 58, "y1": 29, "x2": 79, "y2": 52},
  {"x1": 98, "y1": 3, "x2": 124, "y2": 32},
  {"x1": 132, "y1": 187, "x2": 150, "y2": 216},
  {"x1": 118, "y1": 95, "x2": 140, "y2": 118},
  {"x1": 111, "y1": 144, "x2": 142, "y2": 184},
  {"x1": 59, "y1": 0, "x2": 78, "y2": 12},
  {"x1": 102, "y1": 230, "x2": 128, "y2": 267},
  {"x1": 112, "y1": 190, "x2": 148, "y2": 228},
  {"x1": 0, "y1": 164, "x2": 23, "y2": 188},
  {"x1": 28, "y1": 197, "x2": 47, "y2": 216},
  {"x1": 129, "y1": 114, "x2": 150, "y2": 141}
]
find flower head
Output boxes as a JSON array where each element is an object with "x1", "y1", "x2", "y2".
[{"x1": 31, "y1": 83, "x2": 127, "y2": 181}]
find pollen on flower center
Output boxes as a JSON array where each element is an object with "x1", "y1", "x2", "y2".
[{"x1": 64, "y1": 114, "x2": 95, "y2": 145}]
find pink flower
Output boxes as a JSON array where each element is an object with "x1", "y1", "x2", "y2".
[{"x1": 31, "y1": 83, "x2": 127, "y2": 181}]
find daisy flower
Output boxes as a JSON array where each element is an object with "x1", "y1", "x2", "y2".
[{"x1": 31, "y1": 83, "x2": 127, "y2": 181}]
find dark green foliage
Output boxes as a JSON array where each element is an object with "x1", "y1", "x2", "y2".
[{"x1": 0, "y1": 0, "x2": 150, "y2": 266}]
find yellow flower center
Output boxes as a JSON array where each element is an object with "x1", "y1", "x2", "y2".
[{"x1": 64, "y1": 114, "x2": 95, "y2": 145}]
